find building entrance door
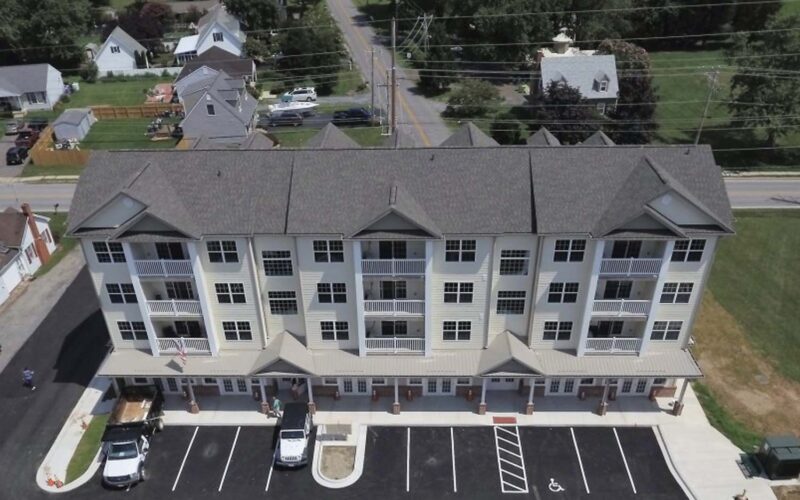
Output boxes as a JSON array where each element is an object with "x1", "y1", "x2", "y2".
[{"x1": 423, "y1": 378, "x2": 455, "y2": 395}]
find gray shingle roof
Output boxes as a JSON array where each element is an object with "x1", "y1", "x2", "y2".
[
  {"x1": 305, "y1": 123, "x2": 359, "y2": 149},
  {"x1": 180, "y1": 69, "x2": 257, "y2": 131},
  {"x1": 440, "y1": 122, "x2": 499, "y2": 147},
  {"x1": 582, "y1": 130, "x2": 615, "y2": 146},
  {"x1": 100, "y1": 26, "x2": 146, "y2": 56},
  {"x1": 526, "y1": 127, "x2": 561, "y2": 146},
  {"x1": 175, "y1": 47, "x2": 254, "y2": 82},
  {"x1": 0, "y1": 64, "x2": 54, "y2": 96},
  {"x1": 53, "y1": 108, "x2": 92, "y2": 127},
  {"x1": 382, "y1": 127, "x2": 417, "y2": 148},
  {"x1": 540, "y1": 55, "x2": 619, "y2": 101}
]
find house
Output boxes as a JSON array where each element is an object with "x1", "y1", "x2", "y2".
[
  {"x1": 95, "y1": 26, "x2": 149, "y2": 75},
  {"x1": 174, "y1": 47, "x2": 256, "y2": 91},
  {"x1": 177, "y1": 70, "x2": 257, "y2": 144},
  {"x1": 0, "y1": 205, "x2": 56, "y2": 305},
  {"x1": 66, "y1": 135, "x2": 733, "y2": 417},
  {"x1": 0, "y1": 64, "x2": 64, "y2": 113},
  {"x1": 52, "y1": 108, "x2": 97, "y2": 142},
  {"x1": 535, "y1": 29, "x2": 619, "y2": 114},
  {"x1": 174, "y1": 4, "x2": 246, "y2": 64}
]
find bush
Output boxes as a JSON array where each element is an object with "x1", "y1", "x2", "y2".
[
  {"x1": 60, "y1": 94, "x2": 71, "y2": 104},
  {"x1": 79, "y1": 62, "x2": 98, "y2": 83},
  {"x1": 106, "y1": 71, "x2": 114, "y2": 78},
  {"x1": 444, "y1": 79, "x2": 500, "y2": 118},
  {"x1": 490, "y1": 116, "x2": 524, "y2": 144}
]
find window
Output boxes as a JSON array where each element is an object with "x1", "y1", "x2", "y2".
[
  {"x1": 167, "y1": 378, "x2": 179, "y2": 392},
  {"x1": 381, "y1": 321, "x2": 407, "y2": 336},
  {"x1": 206, "y1": 104, "x2": 216, "y2": 115},
  {"x1": 443, "y1": 321, "x2": 471, "y2": 341},
  {"x1": 207, "y1": 240, "x2": 238, "y2": 263},
  {"x1": 25, "y1": 245, "x2": 36, "y2": 264},
  {"x1": 372, "y1": 378, "x2": 386, "y2": 386},
  {"x1": 110, "y1": 45, "x2": 120, "y2": 54},
  {"x1": 443, "y1": 282, "x2": 473, "y2": 303},
  {"x1": 456, "y1": 378, "x2": 472, "y2": 386},
  {"x1": 215, "y1": 283, "x2": 246, "y2": 304},
  {"x1": 599, "y1": 80, "x2": 608, "y2": 92},
  {"x1": 118, "y1": 321, "x2": 147, "y2": 341},
  {"x1": 380, "y1": 280, "x2": 406, "y2": 299},
  {"x1": 672, "y1": 239, "x2": 706, "y2": 262},
  {"x1": 445, "y1": 239, "x2": 476, "y2": 262},
  {"x1": 268, "y1": 291, "x2": 297, "y2": 315},
  {"x1": 564, "y1": 379, "x2": 575, "y2": 393},
  {"x1": 621, "y1": 379, "x2": 632, "y2": 393},
  {"x1": 611, "y1": 240, "x2": 641, "y2": 259},
  {"x1": 237, "y1": 379, "x2": 248, "y2": 392},
  {"x1": 548, "y1": 282, "x2": 579, "y2": 303},
  {"x1": 318, "y1": 283, "x2": 347, "y2": 303},
  {"x1": 378, "y1": 241, "x2": 406, "y2": 259},
  {"x1": 212, "y1": 32, "x2": 224, "y2": 42},
  {"x1": 499, "y1": 250, "x2": 530, "y2": 275},
  {"x1": 175, "y1": 321, "x2": 203, "y2": 337},
  {"x1": 550, "y1": 379, "x2": 561, "y2": 393},
  {"x1": 321, "y1": 321, "x2": 349, "y2": 340},
  {"x1": 543, "y1": 321, "x2": 572, "y2": 341},
  {"x1": 603, "y1": 280, "x2": 632, "y2": 299},
  {"x1": 408, "y1": 378, "x2": 423, "y2": 386},
  {"x1": 651, "y1": 321, "x2": 682, "y2": 341},
  {"x1": 106, "y1": 283, "x2": 137, "y2": 304},
  {"x1": 553, "y1": 239, "x2": 586, "y2": 262},
  {"x1": 93, "y1": 241, "x2": 126, "y2": 263},
  {"x1": 156, "y1": 242, "x2": 185, "y2": 260},
  {"x1": 222, "y1": 379, "x2": 233, "y2": 392},
  {"x1": 42, "y1": 229, "x2": 52, "y2": 244},
  {"x1": 497, "y1": 291, "x2": 526, "y2": 314},
  {"x1": 660, "y1": 282, "x2": 693, "y2": 304},
  {"x1": 323, "y1": 378, "x2": 338, "y2": 386},
  {"x1": 313, "y1": 240, "x2": 344, "y2": 262},
  {"x1": 595, "y1": 321, "x2": 624, "y2": 337},
  {"x1": 222, "y1": 321, "x2": 252, "y2": 341},
  {"x1": 636, "y1": 379, "x2": 648, "y2": 393},
  {"x1": 653, "y1": 378, "x2": 667, "y2": 385},
  {"x1": 262, "y1": 250, "x2": 293, "y2": 276},
  {"x1": 580, "y1": 378, "x2": 594, "y2": 385}
]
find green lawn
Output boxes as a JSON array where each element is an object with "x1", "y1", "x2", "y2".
[
  {"x1": 270, "y1": 126, "x2": 384, "y2": 148},
  {"x1": 21, "y1": 164, "x2": 85, "y2": 178},
  {"x1": 66, "y1": 414, "x2": 110, "y2": 483},
  {"x1": 35, "y1": 212, "x2": 77, "y2": 277},
  {"x1": 707, "y1": 210, "x2": 800, "y2": 382},
  {"x1": 693, "y1": 382, "x2": 762, "y2": 451},
  {"x1": 81, "y1": 119, "x2": 179, "y2": 150},
  {"x1": 331, "y1": 68, "x2": 367, "y2": 96},
  {"x1": 780, "y1": 0, "x2": 800, "y2": 17},
  {"x1": 60, "y1": 78, "x2": 169, "y2": 108}
]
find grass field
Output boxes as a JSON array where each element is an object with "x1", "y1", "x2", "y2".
[
  {"x1": 81, "y1": 119, "x2": 179, "y2": 150},
  {"x1": 66, "y1": 414, "x2": 110, "y2": 483},
  {"x1": 63, "y1": 78, "x2": 168, "y2": 108},
  {"x1": 21, "y1": 164, "x2": 85, "y2": 178},
  {"x1": 270, "y1": 126, "x2": 384, "y2": 148}
]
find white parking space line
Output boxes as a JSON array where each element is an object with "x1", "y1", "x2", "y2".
[
  {"x1": 493, "y1": 426, "x2": 529, "y2": 494},
  {"x1": 265, "y1": 452, "x2": 276, "y2": 492},
  {"x1": 406, "y1": 427, "x2": 411, "y2": 492},
  {"x1": 172, "y1": 426, "x2": 199, "y2": 492},
  {"x1": 570, "y1": 427, "x2": 590, "y2": 494},
  {"x1": 614, "y1": 428, "x2": 638, "y2": 494},
  {"x1": 450, "y1": 427, "x2": 457, "y2": 493},
  {"x1": 218, "y1": 426, "x2": 241, "y2": 492}
]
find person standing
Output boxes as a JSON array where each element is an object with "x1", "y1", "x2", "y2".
[
  {"x1": 22, "y1": 367, "x2": 35, "y2": 391},
  {"x1": 271, "y1": 396, "x2": 282, "y2": 419}
]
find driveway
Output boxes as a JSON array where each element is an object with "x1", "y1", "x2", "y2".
[{"x1": 0, "y1": 133, "x2": 26, "y2": 177}]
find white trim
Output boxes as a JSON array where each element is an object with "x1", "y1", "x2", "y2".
[{"x1": 576, "y1": 240, "x2": 605, "y2": 356}]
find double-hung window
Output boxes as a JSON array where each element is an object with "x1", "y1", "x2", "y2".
[
  {"x1": 118, "y1": 321, "x2": 147, "y2": 340},
  {"x1": 445, "y1": 240, "x2": 476, "y2": 262},
  {"x1": 660, "y1": 282, "x2": 693, "y2": 304},
  {"x1": 671, "y1": 240, "x2": 705, "y2": 262},
  {"x1": 650, "y1": 321, "x2": 682, "y2": 341},
  {"x1": 262, "y1": 250, "x2": 293, "y2": 276},
  {"x1": 110, "y1": 45, "x2": 120, "y2": 54},
  {"x1": 318, "y1": 283, "x2": 347, "y2": 303},
  {"x1": 222, "y1": 321, "x2": 252, "y2": 341},
  {"x1": 321, "y1": 321, "x2": 349, "y2": 340},
  {"x1": 548, "y1": 282, "x2": 579, "y2": 303},
  {"x1": 543, "y1": 321, "x2": 572, "y2": 340},
  {"x1": 268, "y1": 291, "x2": 298, "y2": 315},
  {"x1": 207, "y1": 240, "x2": 238, "y2": 263},
  {"x1": 443, "y1": 321, "x2": 471, "y2": 341},
  {"x1": 212, "y1": 32, "x2": 224, "y2": 42},
  {"x1": 443, "y1": 282, "x2": 473, "y2": 303},
  {"x1": 313, "y1": 240, "x2": 344, "y2": 262},
  {"x1": 215, "y1": 283, "x2": 246, "y2": 304},
  {"x1": 499, "y1": 250, "x2": 529, "y2": 275},
  {"x1": 93, "y1": 242, "x2": 126, "y2": 263},
  {"x1": 107, "y1": 283, "x2": 137, "y2": 304},
  {"x1": 553, "y1": 239, "x2": 586, "y2": 262},
  {"x1": 497, "y1": 291, "x2": 526, "y2": 314}
]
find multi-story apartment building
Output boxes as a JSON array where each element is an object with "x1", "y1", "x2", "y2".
[{"x1": 67, "y1": 143, "x2": 733, "y2": 416}]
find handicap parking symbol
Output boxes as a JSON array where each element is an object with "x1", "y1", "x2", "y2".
[{"x1": 548, "y1": 478, "x2": 565, "y2": 493}]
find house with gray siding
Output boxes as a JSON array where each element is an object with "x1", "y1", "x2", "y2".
[{"x1": 0, "y1": 64, "x2": 64, "y2": 112}]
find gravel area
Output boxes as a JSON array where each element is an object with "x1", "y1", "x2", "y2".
[{"x1": 320, "y1": 446, "x2": 356, "y2": 480}]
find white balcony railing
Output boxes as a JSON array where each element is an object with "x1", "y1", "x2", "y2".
[
  {"x1": 585, "y1": 337, "x2": 643, "y2": 354},
  {"x1": 363, "y1": 300, "x2": 425, "y2": 316},
  {"x1": 361, "y1": 259, "x2": 425, "y2": 275},
  {"x1": 599, "y1": 258, "x2": 662, "y2": 277},
  {"x1": 146, "y1": 299, "x2": 202, "y2": 317},
  {"x1": 592, "y1": 299, "x2": 651, "y2": 317},
  {"x1": 364, "y1": 337, "x2": 425, "y2": 354},
  {"x1": 135, "y1": 259, "x2": 193, "y2": 277},
  {"x1": 155, "y1": 337, "x2": 211, "y2": 355}
]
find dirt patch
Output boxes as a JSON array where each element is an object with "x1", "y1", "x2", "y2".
[
  {"x1": 320, "y1": 446, "x2": 355, "y2": 480},
  {"x1": 693, "y1": 292, "x2": 800, "y2": 436},
  {"x1": 773, "y1": 486, "x2": 800, "y2": 500}
]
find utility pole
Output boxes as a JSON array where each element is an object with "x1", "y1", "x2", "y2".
[
  {"x1": 391, "y1": 17, "x2": 397, "y2": 135},
  {"x1": 370, "y1": 46, "x2": 375, "y2": 114},
  {"x1": 695, "y1": 68, "x2": 719, "y2": 145}
]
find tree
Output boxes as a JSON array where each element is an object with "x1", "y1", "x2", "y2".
[
  {"x1": 444, "y1": 79, "x2": 500, "y2": 118},
  {"x1": 415, "y1": 20, "x2": 456, "y2": 92},
  {"x1": 103, "y1": 2, "x2": 170, "y2": 52},
  {"x1": 18, "y1": 0, "x2": 92, "y2": 68},
  {"x1": 561, "y1": 0, "x2": 633, "y2": 43},
  {"x1": 596, "y1": 39, "x2": 658, "y2": 144},
  {"x1": 223, "y1": 0, "x2": 283, "y2": 32},
  {"x1": 728, "y1": 15, "x2": 800, "y2": 147},
  {"x1": 79, "y1": 61, "x2": 98, "y2": 82},
  {"x1": 531, "y1": 81, "x2": 597, "y2": 144},
  {"x1": 276, "y1": 5, "x2": 342, "y2": 94},
  {"x1": 490, "y1": 114, "x2": 524, "y2": 144}
]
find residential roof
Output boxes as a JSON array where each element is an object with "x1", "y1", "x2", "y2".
[
  {"x1": 382, "y1": 127, "x2": 417, "y2": 148},
  {"x1": 305, "y1": 123, "x2": 360, "y2": 149},
  {"x1": 252, "y1": 331, "x2": 315, "y2": 375},
  {"x1": 540, "y1": 55, "x2": 619, "y2": 101},
  {"x1": 582, "y1": 130, "x2": 615, "y2": 146},
  {"x1": 175, "y1": 47, "x2": 254, "y2": 82},
  {"x1": 0, "y1": 207, "x2": 26, "y2": 248},
  {"x1": 0, "y1": 64, "x2": 54, "y2": 97},
  {"x1": 186, "y1": 131, "x2": 275, "y2": 150},
  {"x1": 99, "y1": 26, "x2": 146, "y2": 56},
  {"x1": 478, "y1": 331, "x2": 543, "y2": 375},
  {"x1": 68, "y1": 145, "x2": 733, "y2": 240},
  {"x1": 53, "y1": 108, "x2": 93, "y2": 127},
  {"x1": 439, "y1": 122, "x2": 499, "y2": 147},
  {"x1": 526, "y1": 127, "x2": 561, "y2": 146},
  {"x1": 197, "y1": 4, "x2": 244, "y2": 44},
  {"x1": 534, "y1": 348, "x2": 703, "y2": 378},
  {"x1": 174, "y1": 34, "x2": 200, "y2": 55},
  {"x1": 179, "y1": 69, "x2": 257, "y2": 134}
]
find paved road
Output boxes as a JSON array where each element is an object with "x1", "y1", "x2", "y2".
[
  {"x1": 723, "y1": 178, "x2": 800, "y2": 209},
  {"x1": 0, "y1": 182, "x2": 75, "y2": 211},
  {"x1": 326, "y1": 0, "x2": 452, "y2": 146}
]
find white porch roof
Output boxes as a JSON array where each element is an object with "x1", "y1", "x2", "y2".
[{"x1": 174, "y1": 35, "x2": 199, "y2": 55}]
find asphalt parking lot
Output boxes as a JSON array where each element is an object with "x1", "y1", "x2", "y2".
[{"x1": 67, "y1": 425, "x2": 686, "y2": 500}]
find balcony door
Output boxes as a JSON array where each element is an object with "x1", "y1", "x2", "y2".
[
  {"x1": 592, "y1": 321, "x2": 624, "y2": 338},
  {"x1": 379, "y1": 241, "x2": 406, "y2": 259},
  {"x1": 156, "y1": 242, "x2": 186, "y2": 260},
  {"x1": 381, "y1": 280, "x2": 407, "y2": 300},
  {"x1": 603, "y1": 280, "x2": 632, "y2": 299},
  {"x1": 381, "y1": 320, "x2": 408, "y2": 337},
  {"x1": 166, "y1": 281, "x2": 195, "y2": 300},
  {"x1": 611, "y1": 240, "x2": 641, "y2": 259},
  {"x1": 341, "y1": 378, "x2": 370, "y2": 395}
]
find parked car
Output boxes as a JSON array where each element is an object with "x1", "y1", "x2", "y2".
[
  {"x1": 5, "y1": 146, "x2": 28, "y2": 165},
  {"x1": 269, "y1": 111, "x2": 304, "y2": 127},
  {"x1": 14, "y1": 129, "x2": 40, "y2": 148},
  {"x1": 283, "y1": 87, "x2": 317, "y2": 102},
  {"x1": 5, "y1": 120, "x2": 21, "y2": 135},
  {"x1": 274, "y1": 402, "x2": 313, "y2": 467},
  {"x1": 26, "y1": 118, "x2": 49, "y2": 132},
  {"x1": 332, "y1": 107, "x2": 373, "y2": 126}
]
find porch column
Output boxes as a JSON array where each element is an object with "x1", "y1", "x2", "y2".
[
  {"x1": 110, "y1": 377, "x2": 121, "y2": 398},
  {"x1": 576, "y1": 240, "x2": 605, "y2": 356},
  {"x1": 121, "y1": 242, "x2": 160, "y2": 356},
  {"x1": 525, "y1": 381, "x2": 535, "y2": 415},
  {"x1": 259, "y1": 379, "x2": 269, "y2": 414},
  {"x1": 307, "y1": 377, "x2": 316, "y2": 415},
  {"x1": 478, "y1": 378, "x2": 488, "y2": 415},
  {"x1": 352, "y1": 241, "x2": 367, "y2": 357},
  {"x1": 596, "y1": 380, "x2": 610, "y2": 416},
  {"x1": 672, "y1": 378, "x2": 690, "y2": 416},
  {"x1": 186, "y1": 380, "x2": 199, "y2": 413},
  {"x1": 424, "y1": 240, "x2": 433, "y2": 356},
  {"x1": 392, "y1": 377, "x2": 401, "y2": 414},
  {"x1": 639, "y1": 240, "x2": 676, "y2": 355}
]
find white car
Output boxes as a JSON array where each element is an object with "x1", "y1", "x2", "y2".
[
  {"x1": 103, "y1": 435, "x2": 150, "y2": 487},
  {"x1": 283, "y1": 87, "x2": 317, "y2": 102}
]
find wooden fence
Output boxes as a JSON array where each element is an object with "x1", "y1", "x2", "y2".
[
  {"x1": 29, "y1": 126, "x2": 91, "y2": 167},
  {"x1": 90, "y1": 104, "x2": 183, "y2": 120}
]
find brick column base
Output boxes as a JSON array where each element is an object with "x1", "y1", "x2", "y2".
[
  {"x1": 307, "y1": 401, "x2": 317, "y2": 415},
  {"x1": 478, "y1": 402, "x2": 487, "y2": 415},
  {"x1": 261, "y1": 401, "x2": 270, "y2": 414},
  {"x1": 392, "y1": 402, "x2": 401, "y2": 415},
  {"x1": 525, "y1": 402, "x2": 535, "y2": 415},
  {"x1": 672, "y1": 402, "x2": 684, "y2": 416},
  {"x1": 596, "y1": 401, "x2": 608, "y2": 416},
  {"x1": 189, "y1": 400, "x2": 200, "y2": 414}
]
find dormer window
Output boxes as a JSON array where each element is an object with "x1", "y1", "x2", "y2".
[
  {"x1": 206, "y1": 104, "x2": 216, "y2": 115},
  {"x1": 213, "y1": 32, "x2": 224, "y2": 42},
  {"x1": 599, "y1": 80, "x2": 608, "y2": 92},
  {"x1": 110, "y1": 45, "x2": 120, "y2": 54}
]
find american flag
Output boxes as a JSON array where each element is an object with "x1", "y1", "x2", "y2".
[{"x1": 177, "y1": 338, "x2": 187, "y2": 366}]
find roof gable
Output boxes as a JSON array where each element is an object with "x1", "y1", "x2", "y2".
[
  {"x1": 306, "y1": 123, "x2": 359, "y2": 149},
  {"x1": 478, "y1": 331, "x2": 543, "y2": 376},
  {"x1": 100, "y1": 26, "x2": 146, "y2": 57},
  {"x1": 582, "y1": 130, "x2": 615, "y2": 146},
  {"x1": 348, "y1": 184, "x2": 442, "y2": 238},
  {"x1": 440, "y1": 122, "x2": 499, "y2": 147},
  {"x1": 252, "y1": 331, "x2": 315, "y2": 375},
  {"x1": 527, "y1": 127, "x2": 561, "y2": 146}
]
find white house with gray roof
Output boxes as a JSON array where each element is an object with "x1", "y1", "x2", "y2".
[
  {"x1": 0, "y1": 64, "x2": 64, "y2": 112},
  {"x1": 174, "y1": 4, "x2": 246, "y2": 63},
  {"x1": 66, "y1": 137, "x2": 733, "y2": 417},
  {"x1": 95, "y1": 26, "x2": 149, "y2": 75}
]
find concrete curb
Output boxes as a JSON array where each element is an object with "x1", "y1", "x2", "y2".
[
  {"x1": 312, "y1": 424, "x2": 366, "y2": 489},
  {"x1": 654, "y1": 425, "x2": 698, "y2": 500},
  {"x1": 0, "y1": 175, "x2": 80, "y2": 183}
]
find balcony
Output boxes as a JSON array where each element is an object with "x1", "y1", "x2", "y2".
[
  {"x1": 361, "y1": 259, "x2": 425, "y2": 276},
  {"x1": 147, "y1": 299, "x2": 203, "y2": 317},
  {"x1": 155, "y1": 337, "x2": 211, "y2": 355},
  {"x1": 599, "y1": 258, "x2": 662, "y2": 277},
  {"x1": 365, "y1": 337, "x2": 425, "y2": 354},
  {"x1": 364, "y1": 300, "x2": 425, "y2": 317},
  {"x1": 584, "y1": 337, "x2": 642, "y2": 354},
  {"x1": 135, "y1": 259, "x2": 193, "y2": 277},
  {"x1": 592, "y1": 299, "x2": 650, "y2": 318}
]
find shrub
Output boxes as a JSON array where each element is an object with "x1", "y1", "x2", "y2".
[
  {"x1": 490, "y1": 116, "x2": 524, "y2": 144},
  {"x1": 444, "y1": 79, "x2": 500, "y2": 118},
  {"x1": 79, "y1": 62, "x2": 98, "y2": 83}
]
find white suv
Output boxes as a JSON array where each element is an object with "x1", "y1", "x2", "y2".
[{"x1": 284, "y1": 87, "x2": 317, "y2": 102}]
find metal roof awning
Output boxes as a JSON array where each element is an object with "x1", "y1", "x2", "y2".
[
  {"x1": 533, "y1": 348, "x2": 703, "y2": 378},
  {"x1": 97, "y1": 348, "x2": 261, "y2": 377}
]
